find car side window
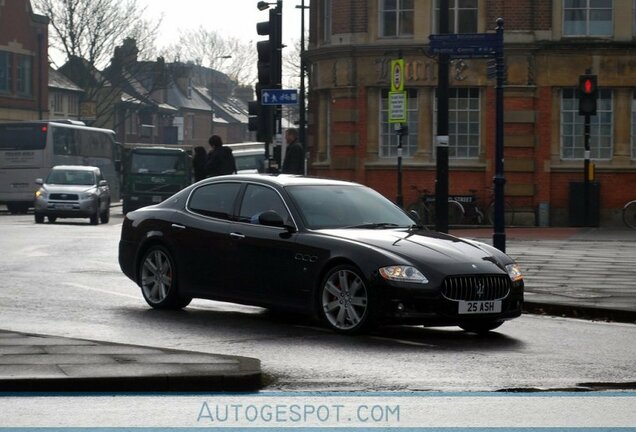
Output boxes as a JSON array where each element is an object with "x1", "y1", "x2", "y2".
[
  {"x1": 238, "y1": 184, "x2": 290, "y2": 224},
  {"x1": 188, "y1": 182, "x2": 241, "y2": 220}
]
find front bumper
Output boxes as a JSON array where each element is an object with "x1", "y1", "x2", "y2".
[
  {"x1": 34, "y1": 196, "x2": 99, "y2": 218},
  {"x1": 375, "y1": 278, "x2": 524, "y2": 326}
]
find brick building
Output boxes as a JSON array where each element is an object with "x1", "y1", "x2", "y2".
[
  {"x1": 305, "y1": 0, "x2": 636, "y2": 226},
  {"x1": 0, "y1": 0, "x2": 48, "y2": 121}
]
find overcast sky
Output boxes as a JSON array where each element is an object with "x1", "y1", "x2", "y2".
[{"x1": 138, "y1": 0, "x2": 306, "y2": 50}]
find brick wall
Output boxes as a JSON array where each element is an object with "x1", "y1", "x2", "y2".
[
  {"x1": 332, "y1": 0, "x2": 368, "y2": 34},
  {"x1": 486, "y1": 0, "x2": 552, "y2": 31}
]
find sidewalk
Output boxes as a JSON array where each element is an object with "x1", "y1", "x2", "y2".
[
  {"x1": 0, "y1": 330, "x2": 261, "y2": 392},
  {"x1": 451, "y1": 226, "x2": 636, "y2": 324}
]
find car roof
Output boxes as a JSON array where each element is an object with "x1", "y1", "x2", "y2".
[
  {"x1": 207, "y1": 174, "x2": 362, "y2": 188},
  {"x1": 51, "y1": 165, "x2": 100, "y2": 172}
]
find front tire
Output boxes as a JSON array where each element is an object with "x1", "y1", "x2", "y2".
[
  {"x1": 100, "y1": 202, "x2": 110, "y2": 224},
  {"x1": 459, "y1": 320, "x2": 504, "y2": 334},
  {"x1": 139, "y1": 245, "x2": 191, "y2": 309},
  {"x1": 35, "y1": 213, "x2": 44, "y2": 224},
  {"x1": 318, "y1": 265, "x2": 373, "y2": 334}
]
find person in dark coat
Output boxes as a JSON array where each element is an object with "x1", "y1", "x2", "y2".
[
  {"x1": 192, "y1": 146, "x2": 207, "y2": 182},
  {"x1": 282, "y1": 128, "x2": 304, "y2": 175},
  {"x1": 204, "y1": 135, "x2": 236, "y2": 177}
]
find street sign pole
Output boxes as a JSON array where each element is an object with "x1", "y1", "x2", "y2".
[
  {"x1": 390, "y1": 58, "x2": 406, "y2": 207},
  {"x1": 492, "y1": 18, "x2": 506, "y2": 252}
]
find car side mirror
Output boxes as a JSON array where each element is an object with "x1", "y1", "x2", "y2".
[
  {"x1": 35, "y1": 178, "x2": 43, "y2": 185},
  {"x1": 98, "y1": 180, "x2": 108, "y2": 187},
  {"x1": 258, "y1": 210, "x2": 285, "y2": 227}
]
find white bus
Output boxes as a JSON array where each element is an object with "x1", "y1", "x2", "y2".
[{"x1": 0, "y1": 121, "x2": 121, "y2": 213}]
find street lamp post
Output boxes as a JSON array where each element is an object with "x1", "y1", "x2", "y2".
[{"x1": 296, "y1": 0, "x2": 309, "y2": 175}]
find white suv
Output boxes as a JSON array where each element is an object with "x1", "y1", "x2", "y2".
[{"x1": 34, "y1": 165, "x2": 111, "y2": 225}]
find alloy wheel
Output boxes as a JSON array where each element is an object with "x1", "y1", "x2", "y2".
[
  {"x1": 321, "y1": 266, "x2": 369, "y2": 332},
  {"x1": 141, "y1": 247, "x2": 174, "y2": 305}
]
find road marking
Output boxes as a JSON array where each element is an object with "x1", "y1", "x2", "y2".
[{"x1": 63, "y1": 282, "x2": 139, "y2": 300}]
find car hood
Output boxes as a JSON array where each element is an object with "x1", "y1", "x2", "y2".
[
  {"x1": 320, "y1": 228, "x2": 507, "y2": 275},
  {"x1": 43, "y1": 184, "x2": 96, "y2": 194}
]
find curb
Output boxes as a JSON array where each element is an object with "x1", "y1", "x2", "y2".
[{"x1": 524, "y1": 302, "x2": 636, "y2": 324}]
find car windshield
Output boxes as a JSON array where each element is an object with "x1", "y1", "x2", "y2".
[
  {"x1": 131, "y1": 152, "x2": 186, "y2": 175},
  {"x1": 286, "y1": 184, "x2": 415, "y2": 229},
  {"x1": 46, "y1": 170, "x2": 95, "y2": 186}
]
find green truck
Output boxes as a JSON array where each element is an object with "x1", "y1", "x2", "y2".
[{"x1": 121, "y1": 146, "x2": 192, "y2": 214}]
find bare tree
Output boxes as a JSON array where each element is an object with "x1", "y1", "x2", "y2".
[
  {"x1": 32, "y1": 0, "x2": 161, "y2": 69},
  {"x1": 160, "y1": 26, "x2": 257, "y2": 86}
]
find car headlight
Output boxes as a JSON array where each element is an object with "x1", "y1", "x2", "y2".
[
  {"x1": 506, "y1": 263, "x2": 523, "y2": 282},
  {"x1": 82, "y1": 191, "x2": 97, "y2": 199},
  {"x1": 379, "y1": 265, "x2": 429, "y2": 284},
  {"x1": 35, "y1": 189, "x2": 47, "y2": 199}
]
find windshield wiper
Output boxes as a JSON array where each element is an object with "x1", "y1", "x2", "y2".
[{"x1": 345, "y1": 222, "x2": 401, "y2": 229}]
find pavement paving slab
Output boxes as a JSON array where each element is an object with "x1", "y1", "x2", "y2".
[{"x1": 0, "y1": 330, "x2": 262, "y2": 392}]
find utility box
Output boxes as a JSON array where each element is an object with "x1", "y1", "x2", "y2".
[{"x1": 569, "y1": 181, "x2": 600, "y2": 227}]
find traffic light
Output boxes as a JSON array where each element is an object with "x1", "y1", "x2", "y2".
[
  {"x1": 248, "y1": 3, "x2": 282, "y2": 144},
  {"x1": 578, "y1": 74, "x2": 598, "y2": 116}
]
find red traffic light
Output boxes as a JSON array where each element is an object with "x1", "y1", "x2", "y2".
[{"x1": 583, "y1": 78, "x2": 593, "y2": 94}]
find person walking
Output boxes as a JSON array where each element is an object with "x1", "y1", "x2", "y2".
[
  {"x1": 192, "y1": 146, "x2": 207, "y2": 182},
  {"x1": 204, "y1": 135, "x2": 236, "y2": 177},
  {"x1": 281, "y1": 128, "x2": 304, "y2": 175}
]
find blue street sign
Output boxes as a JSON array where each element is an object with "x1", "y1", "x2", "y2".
[
  {"x1": 261, "y1": 89, "x2": 298, "y2": 105},
  {"x1": 428, "y1": 32, "x2": 502, "y2": 57}
]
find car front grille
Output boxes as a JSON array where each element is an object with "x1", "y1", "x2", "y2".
[
  {"x1": 441, "y1": 275, "x2": 510, "y2": 301},
  {"x1": 49, "y1": 193, "x2": 79, "y2": 201},
  {"x1": 133, "y1": 183, "x2": 181, "y2": 193}
]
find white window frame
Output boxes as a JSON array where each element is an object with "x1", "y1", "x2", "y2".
[
  {"x1": 323, "y1": 0, "x2": 332, "y2": 43},
  {"x1": 561, "y1": 88, "x2": 613, "y2": 160},
  {"x1": 563, "y1": 0, "x2": 613, "y2": 37},
  {"x1": 379, "y1": 0, "x2": 414, "y2": 38},
  {"x1": 379, "y1": 88, "x2": 418, "y2": 158},
  {"x1": 434, "y1": 87, "x2": 481, "y2": 159}
]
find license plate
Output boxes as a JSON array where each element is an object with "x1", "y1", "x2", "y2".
[
  {"x1": 54, "y1": 203, "x2": 73, "y2": 210},
  {"x1": 458, "y1": 300, "x2": 502, "y2": 314},
  {"x1": 152, "y1": 195, "x2": 162, "y2": 203}
]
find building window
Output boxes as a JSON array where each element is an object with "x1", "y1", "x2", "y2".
[
  {"x1": 434, "y1": 0, "x2": 478, "y2": 34},
  {"x1": 16, "y1": 55, "x2": 33, "y2": 96},
  {"x1": 563, "y1": 0, "x2": 613, "y2": 36},
  {"x1": 380, "y1": 0, "x2": 414, "y2": 37},
  {"x1": 53, "y1": 93, "x2": 64, "y2": 114},
  {"x1": 380, "y1": 88, "x2": 418, "y2": 158},
  {"x1": 0, "y1": 51, "x2": 12, "y2": 93},
  {"x1": 561, "y1": 88, "x2": 613, "y2": 160},
  {"x1": 323, "y1": 0, "x2": 332, "y2": 42},
  {"x1": 68, "y1": 94, "x2": 79, "y2": 115},
  {"x1": 631, "y1": 91, "x2": 636, "y2": 159},
  {"x1": 434, "y1": 88, "x2": 481, "y2": 159}
]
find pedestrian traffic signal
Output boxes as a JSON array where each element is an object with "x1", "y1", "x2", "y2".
[{"x1": 578, "y1": 74, "x2": 598, "y2": 116}]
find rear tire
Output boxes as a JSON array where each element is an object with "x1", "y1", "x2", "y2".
[
  {"x1": 139, "y1": 245, "x2": 192, "y2": 309},
  {"x1": 487, "y1": 200, "x2": 514, "y2": 226}
]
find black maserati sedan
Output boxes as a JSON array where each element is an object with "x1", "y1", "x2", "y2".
[{"x1": 118, "y1": 174, "x2": 524, "y2": 334}]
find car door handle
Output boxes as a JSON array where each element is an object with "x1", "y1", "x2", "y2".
[
  {"x1": 230, "y1": 232, "x2": 245, "y2": 240},
  {"x1": 171, "y1": 224, "x2": 186, "y2": 230}
]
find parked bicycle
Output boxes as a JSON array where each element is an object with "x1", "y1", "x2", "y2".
[
  {"x1": 407, "y1": 186, "x2": 473, "y2": 226},
  {"x1": 484, "y1": 188, "x2": 516, "y2": 226},
  {"x1": 623, "y1": 199, "x2": 636, "y2": 229}
]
